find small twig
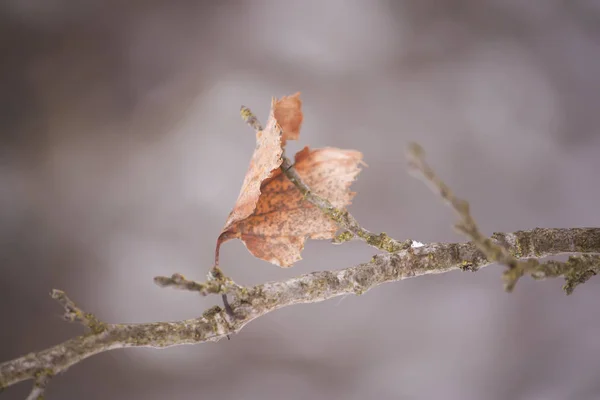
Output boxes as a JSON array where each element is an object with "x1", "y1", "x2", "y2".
[
  {"x1": 240, "y1": 105, "x2": 411, "y2": 253},
  {"x1": 50, "y1": 290, "x2": 106, "y2": 334},
  {"x1": 154, "y1": 272, "x2": 242, "y2": 296},
  {"x1": 154, "y1": 271, "x2": 243, "y2": 321},
  {"x1": 240, "y1": 106, "x2": 263, "y2": 132},
  {"x1": 406, "y1": 142, "x2": 599, "y2": 292},
  {"x1": 154, "y1": 273, "x2": 211, "y2": 294},
  {"x1": 26, "y1": 372, "x2": 52, "y2": 400},
  {"x1": 530, "y1": 254, "x2": 600, "y2": 295}
]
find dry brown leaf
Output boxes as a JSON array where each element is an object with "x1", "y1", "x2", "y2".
[
  {"x1": 220, "y1": 146, "x2": 363, "y2": 267},
  {"x1": 216, "y1": 92, "x2": 362, "y2": 267},
  {"x1": 273, "y1": 92, "x2": 303, "y2": 145},
  {"x1": 215, "y1": 98, "x2": 284, "y2": 265}
]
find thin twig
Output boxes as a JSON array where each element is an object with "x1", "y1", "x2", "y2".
[
  {"x1": 50, "y1": 289, "x2": 106, "y2": 334},
  {"x1": 1, "y1": 227, "x2": 599, "y2": 393},
  {"x1": 240, "y1": 105, "x2": 412, "y2": 253},
  {"x1": 154, "y1": 272, "x2": 241, "y2": 319},
  {"x1": 153, "y1": 273, "x2": 241, "y2": 296},
  {"x1": 532, "y1": 254, "x2": 600, "y2": 294},
  {"x1": 406, "y1": 143, "x2": 600, "y2": 291}
]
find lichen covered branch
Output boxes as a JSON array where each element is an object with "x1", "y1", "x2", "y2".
[
  {"x1": 2, "y1": 130, "x2": 599, "y2": 398},
  {"x1": 2, "y1": 227, "x2": 599, "y2": 394},
  {"x1": 406, "y1": 143, "x2": 600, "y2": 291},
  {"x1": 240, "y1": 105, "x2": 411, "y2": 253}
]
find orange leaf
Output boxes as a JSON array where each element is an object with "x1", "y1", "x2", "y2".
[
  {"x1": 219, "y1": 99, "x2": 284, "y2": 240},
  {"x1": 216, "y1": 92, "x2": 363, "y2": 267},
  {"x1": 273, "y1": 92, "x2": 303, "y2": 146},
  {"x1": 219, "y1": 146, "x2": 363, "y2": 267}
]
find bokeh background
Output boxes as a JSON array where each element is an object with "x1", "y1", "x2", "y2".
[{"x1": 2, "y1": 1, "x2": 600, "y2": 399}]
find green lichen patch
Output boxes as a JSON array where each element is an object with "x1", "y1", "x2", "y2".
[
  {"x1": 573, "y1": 228, "x2": 600, "y2": 253},
  {"x1": 561, "y1": 255, "x2": 600, "y2": 295},
  {"x1": 460, "y1": 260, "x2": 477, "y2": 271},
  {"x1": 85, "y1": 314, "x2": 107, "y2": 335},
  {"x1": 563, "y1": 268, "x2": 597, "y2": 295},
  {"x1": 202, "y1": 306, "x2": 223, "y2": 320},
  {"x1": 332, "y1": 231, "x2": 354, "y2": 244},
  {"x1": 34, "y1": 369, "x2": 54, "y2": 379},
  {"x1": 358, "y1": 231, "x2": 409, "y2": 253}
]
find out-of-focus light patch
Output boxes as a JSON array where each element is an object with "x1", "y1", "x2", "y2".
[
  {"x1": 0, "y1": 167, "x2": 27, "y2": 233},
  {"x1": 171, "y1": 75, "x2": 275, "y2": 209},
  {"x1": 101, "y1": 232, "x2": 203, "y2": 319},
  {"x1": 246, "y1": 0, "x2": 402, "y2": 74},
  {"x1": 411, "y1": 240, "x2": 424, "y2": 248},
  {"x1": 460, "y1": 42, "x2": 561, "y2": 161},
  {"x1": 2, "y1": 0, "x2": 101, "y2": 28}
]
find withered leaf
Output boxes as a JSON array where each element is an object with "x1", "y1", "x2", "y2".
[
  {"x1": 273, "y1": 92, "x2": 303, "y2": 145},
  {"x1": 216, "y1": 92, "x2": 363, "y2": 267},
  {"x1": 219, "y1": 145, "x2": 363, "y2": 267},
  {"x1": 221, "y1": 99, "x2": 284, "y2": 233}
]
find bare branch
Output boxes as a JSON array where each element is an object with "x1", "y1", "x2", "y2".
[
  {"x1": 2, "y1": 227, "x2": 599, "y2": 394},
  {"x1": 3, "y1": 111, "x2": 599, "y2": 399},
  {"x1": 406, "y1": 143, "x2": 600, "y2": 291},
  {"x1": 240, "y1": 105, "x2": 412, "y2": 253}
]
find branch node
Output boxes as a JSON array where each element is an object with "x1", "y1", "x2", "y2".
[
  {"x1": 460, "y1": 260, "x2": 478, "y2": 272},
  {"x1": 209, "y1": 266, "x2": 226, "y2": 282},
  {"x1": 27, "y1": 369, "x2": 53, "y2": 400}
]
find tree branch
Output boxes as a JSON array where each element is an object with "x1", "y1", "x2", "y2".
[
  {"x1": 3, "y1": 108, "x2": 599, "y2": 398},
  {"x1": 406, "y1": 143, "x2": 600, "y2": 291},
  {"x1": 2, "y1": 227, "x2": 599, "y2": 393}
]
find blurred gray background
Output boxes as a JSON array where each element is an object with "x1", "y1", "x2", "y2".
[{"x1": 1, "y1": 1, "x2": 600, "y2": 399}]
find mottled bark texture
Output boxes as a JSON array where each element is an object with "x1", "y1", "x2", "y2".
[{"x1": 2, "y1": 227, "x2": 599, "y2": 394}]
